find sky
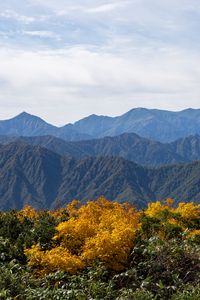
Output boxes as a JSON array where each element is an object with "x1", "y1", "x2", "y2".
[{"x1": 0, "y1": 0, "x2": 200, "y2": 125}]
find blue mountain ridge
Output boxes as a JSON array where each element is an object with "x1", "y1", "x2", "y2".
[{"x1": 1, "y1": 108, "x2": 200, "y2": 142}]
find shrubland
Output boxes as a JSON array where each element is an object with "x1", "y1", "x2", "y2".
[{"x1": 0, "y1": 197, "x2": 199, "y2": 299}]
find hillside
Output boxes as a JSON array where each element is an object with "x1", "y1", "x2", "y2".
[
  {"x1": 1, "y1": 133, "x2": 200, "y2": 167},
  {"x1": 0, "y1": 142, "x2": 200, "y2": 210}
]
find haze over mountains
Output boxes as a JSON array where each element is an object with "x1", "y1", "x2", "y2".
[
  {"x1": 0, "y1": 107, "x2": 200, "y2": 210},
  {"x1": 0, "y1": 142, "x2": 200, "y2": 211},
  {"x1": 2, "y1": 108, "x2": 200, "y2": 142}
]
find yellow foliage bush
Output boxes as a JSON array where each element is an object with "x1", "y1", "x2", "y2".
[
  {"x1": 25, "y1": 197, "x2": 140, "y2": 274},
  {"x1": 24, "y1": 198, "x2": 200, "y2": 275},
  {"x1": 145, "y1": 201, "x2": 168, "y2": 217},
  {"x1": 175, "y1": 202, "x2": 200, "y2": 219},
  {"x1": 144, "y1": 200, "x2": 200, "y2": 240},
  {"x1": 145, "y1": 200, "x2": 200, "y2": 221},
  {"x1": 25, "y1": 245, "x2": 83, "y2": 275},
  {"x1": 17, "y1": 205, "x2": 39, "y2": 220}
]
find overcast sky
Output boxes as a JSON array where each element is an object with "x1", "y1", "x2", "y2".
[{"x1": 0, "y1": 0, "x2": 200, "y2": 125}]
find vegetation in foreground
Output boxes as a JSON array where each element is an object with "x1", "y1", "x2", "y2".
[{"x1": 0, "y1": 197, "x2": 199, "y2": 299}]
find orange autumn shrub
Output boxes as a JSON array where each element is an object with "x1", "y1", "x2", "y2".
[
  {"x1": 144, "y1": 200, "x2": 200, "y2": 240},
  {"x1": 174, "y1": 202, "x2": 200, "y2": 219},
  {"x1": 145, "y1": 201, "x2": 167, "y2": 217},
  {"x1": 145, "y1": 200, "x2": 200, "y2": 221},
  {"x1": 25, "y1": 245, "x2": 83, "y2": 275},
  {"x1": 25, "y1": 197, "x2": 141, "y2": 274},
  {"x1": 17, "y1": 205, "x2": 39, "y2": 220},
  {"x1": 25, "y1": 198, "x2": 199, "y2": 275}
]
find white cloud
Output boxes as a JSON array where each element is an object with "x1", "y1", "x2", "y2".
[
  {"x1": 0, "y1": 1, "x2": 200, "y2": 123},
  {"x1": 83, "y1": 2, "x2": 130, "y2": 14},
  {"x1": 23, "y1": 30, "x2": 60, "y2": 39},
  {"x1": 0, "y1": 10, "x2": 35, "y2": 24},
  {"x1": 0, "y1": 44, "x2": 200, "y2": 124},
  {"x1": 55, "y1": 1, "x2": 130, "y2": 17}
]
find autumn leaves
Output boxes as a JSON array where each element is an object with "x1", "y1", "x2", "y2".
[{"x1": 23, "y1": 197, "x2": 200, "y2": 275}]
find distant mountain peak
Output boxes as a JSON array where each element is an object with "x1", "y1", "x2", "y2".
[
  {"x1": 19, "y1": 111, "x2": 30, "y2": 116},
  {"x1": 14, "y1": 111, "x2": 47, "y2": 122},
  {"x1": 123, "y1": 107, "x2": 151, "y2": 115},
  {"x1": 11, "y1": 112, "x2": 59, "y2": 129},
  {"x1": 1, "y1": 107, "x2": 200, "y2": 142},
  {"x1": 15, "y1": 111, "x2": 35, "y2": 119}
]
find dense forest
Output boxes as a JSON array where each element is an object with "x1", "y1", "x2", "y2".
[
  {"x1": 2, "y1": 141, "x2": 200, "y2": 211},
  {"x1": 0, "y1": 197, "x2": 199, "y2": 299}
]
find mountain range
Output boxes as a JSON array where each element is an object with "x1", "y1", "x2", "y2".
[
  {"x1": 2, "y1": 108, "x2": 200, "y2": 142},
  {"x1": 0, "y1": 133, "x2": 200, "y2": 167},
  {"x1": 0, "y1": 142, "x2": 200, "y2": 211},
  {"x1": 72, "y1": 108, "x2": 200, "y2": 142},
  {"x1": 1, "y1": 108, "x2": 200, "y2": 211},
  {"x1": 0, "y1": 112, "x2": 91, "y2": 141}
]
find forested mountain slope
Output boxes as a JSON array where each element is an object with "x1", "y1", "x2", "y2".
[
  {"x1": 1, "y1": 133, "x2": 200, "y2": 167},
  {"x1": 0, "y1": 142, "x2": 200, "y2": 210}
]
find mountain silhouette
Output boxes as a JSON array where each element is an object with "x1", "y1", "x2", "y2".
[{"x1": 2, "y1": 108, "x2": 200, "y2": 142}]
